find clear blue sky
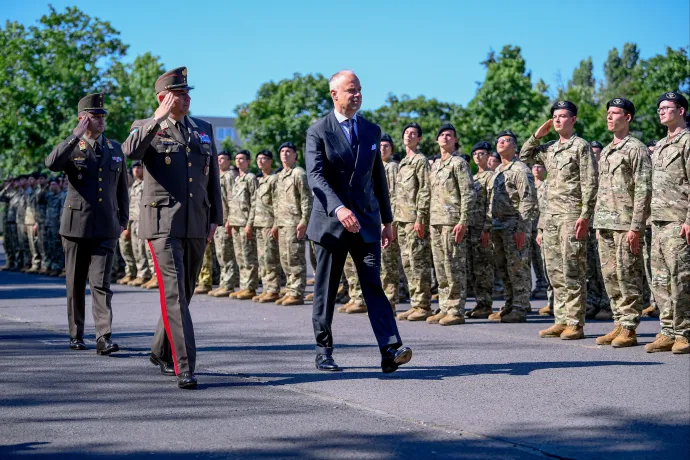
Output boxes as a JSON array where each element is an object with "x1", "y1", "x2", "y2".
[{"x1": 4, "y1": 0, "x2": 689, "y2": 117}]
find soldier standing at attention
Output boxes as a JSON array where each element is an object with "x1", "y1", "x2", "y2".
[
  {"x1": 247, "y1": 149, "x2": 281, "y2": 303},
  {"x1": 379, "y1": 134, "x2": 400, "y2": 310},
  {"x1": 24, "y1": 173, "x2": 41, "y2": 273},
  {"x1": 45, "y1": 92, "x2": 128, "y2": 354},
  {"x1": 486, "y1": 130, "x2": 538, "y2": 323},
  {"x1": 522, "y1": 101, "x2": 598, "y2": 340},
  {"x1": 426, "y1": 123, "x2": 476, "y2": 326},
  {"x1": 465, "y1": 141, "x2": 495, "y2": 318},
  {"x1": 645, "y1": 91, "x2": 690, "y2": 354},
  {"x1": 593, "y1": 99, "x2": 652, "y2": 348},
  {"x1": 123, "y1": 67, "x2": 223, "y2": 388},
  {"x1": 0, "y1": 179, "x2": 19, "y2": 271},
  {"x1": 44, "y1": 178, "x2": 63, "y2": 276},
  {"x1": 35, "y1": 174, "x2": 51, "y2": 274},
  {"x1": 117, "y1": 169, "x2": 137, "y2": 286},
  {"x1": 15, "y1": 175, "x2": 29, "y2": 271},
  {"x1": 394, "y1": 122, "x2": 432, "y2": 321},
  {"x1": 125, "y1": 161, "x2": 152, "y2": 287},
  {"x1": 274, "y1": 142, "x2": 312, "y2": 306},
  {"x1": 534, "y1": 167, "x2": 555, "y2": 316},
  {"x1": 225, "y1": 150, "x2": 259, "y2": 300},
  {"x1": 641, "y1": 140, "x2": 660, "y2": 318}
]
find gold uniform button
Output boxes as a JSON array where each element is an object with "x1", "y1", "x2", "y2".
[
  {"x1": 189, "y1": 178, "x2": 193, "y2": 182},
  {"x1": 68, "y1": 205, "x2": 72, "y2": 209},
  {"x1": 99, "y1": 188, "x2": 102, "y2": 192},
  {"x1": 188, "y1": 162, "x2": 192, "y2": 167},
  {"x1": 99, "y1": 168, "x2": 103, "y2": 172},
  {"x1": 189, "y1": 193, "x2": 193, "y2": 197},
  {"x1": 151, "y1": 202, "x2": 157, "y2": 207},
  {"x1": 99, "y1": 178, "x2": 102, "y2": 182},
  {"x1": 98, "y1": 198, "x2": 102, "y2": 202}
]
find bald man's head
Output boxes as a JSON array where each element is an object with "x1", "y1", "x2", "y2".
[{"x1": 329, "y1": 70, "x2": 361, "y2": 117}]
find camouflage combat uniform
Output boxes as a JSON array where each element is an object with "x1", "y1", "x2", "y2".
[
  {"x1": 381, "y1": 158, "x2": 400, "y2": 305},
  {"x1": 468, "y1": 169, "x2": 495, "y2": 310},
  {"x1": 129, "y1": 177, "x2": 151, "y2": 280},
  {"x1": 24, "y1": 186, "x2": 41, "y2": 270},
  {"x1": 34, "y1": 184, "x2": 50, "y2": 271},
  {"x1": 248, "y1": 172, "x2": 280, "y2": 295},
  {"x1": 44, "y1": 190, "x2": 63, "y2": 271},
  {"x1": 593, "y1": 135, "x2": 652, "y2": 330},
  {"x1": 118, "y1": 181, "x2": 137, "y2": 279},
  {"x1": 227, "y1": 172, "x2": 259, "y2": 292},
  {"x1": 536, "y1": 180, "x2": 554, "y2": 308},
  {"x1": 0, "y1": 185, "x2": 18, "y2": 269},
  {"x1": 213, "y1": 168, "x2": 239, "y2": 290}
]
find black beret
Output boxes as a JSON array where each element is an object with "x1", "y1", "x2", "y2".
[
  {"x1": 607, "y1": 98, "x2": 635, "y2": 116},
  {"x1": 30, "y1": 172, "x2": 40, "y2": 179},
  {"x1": 155, "y1": 66, "x2": 194, "y2": 94},
  {"x1": 646, "y1": 140, "x2": 657, "y2": 148},
  {"x1": 489, "y1": 152, "x2": 501, "y2": 161},
  {"x1": 217, "y1": 151, "x2": 232, "y2": 159},
  {"x1": 496, "y1": 130, "x2": 518, "y2": 144},
  {"x1": 402, "y1": 122, "x2": 422, "y2": 138},
  {"x1": 436, "y1": 123, "x2": 456, "y2": 139},
  {"x1": 236, "y1": 149, "x2": 251, "y2": 160},
  {"x1": 131, "y1": 160, "x2": 143, "y2": 167},
  {"x1": 78, "y1": 92, "x2": 107, "y2": 114},
  {"x1": 590, "y1": 141, "x2": 603, "y2": 149},
  {"x1": 380, "y1": 134, "x2": 394, "y2": 150},
  {"x1": 657, "y1": 91, "x2": 688, "y2": 111},
  {"x1": 471, "y1": 141, "x2": 492, "y2": 154},
  {"x1": 551, "y1": 100, "x2": 578, "y2": 116},
  {"x1": 257, "y1": 149, "x2": 273, "y2": 159},
  {"x1": 278, "y1": 142, "x2": 297, "y2": 153}
]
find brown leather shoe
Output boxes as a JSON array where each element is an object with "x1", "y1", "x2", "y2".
[
  {"x1": 560, "y1": 325, "x2": 584, "y2": 340},
  {"x1": 595, "y1": 324, "x2": 622, "y2": 345},
  {"x1": 466, "y1": 306, "x2": 492, "y2": 319},
  {"x1": 644, "y1": 333, "x2": 675, "y2": 353},
  {"x1": 128, "y1": 277, "x2": 148, "y2": 287},
  {"x1": 345, "y1": 302, "x2": 367, "y2": 313},
  {"x1": 672, "y1": 336, "x2": 690, "y2": 354},
  {"x1": 236, "y1": 289, "x2": 257, "y2": 300},
  {"x1": 538, "y1": 305, "x2": 553, "y2": 317},
  {"x1": 305, "y1": 293, "x2": 314, "y2": 301},
  {"x1": 426, "y1": 311, "x2": 446, "y2": 324},
  {"x1": 612, "y1": 328, "x2": 638, "y2": 348},
  {"x1": 408, "y1": 308, "x2": 432, "y2": 321},
  {"x1": 281, "y1": 296, "x2": 304, "y2": 306},
  {"x1": 117, "y1": 275, "x2": 135, "y2": 285},
  {"x1": 145, "y1": 278, "x2": 159, "y2": 289},
  {"x1": 439, "y1": 314, "x2": 465, "y2": 326},
  {"x1": 641, "y1": 305, "x2": 660, "y2": 318},
  {"x1": 259, "y1": 292, "x2": 281, "y2": 303},
  {"x1": 538, "y1": 324, "x2": 567, "y2": 338}
]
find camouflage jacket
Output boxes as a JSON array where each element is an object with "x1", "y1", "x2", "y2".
[
  {"x1": 274, "y1": 165, "x2": 312, "y2": 228},
  {"x1": 394, "y1": 152, "x2": 431, "y2": 225},
  {"x1": 470, "y1": 170, "x2": 493, "y2": 231},
  {"x1": 45, "y1": 191, "x2": 62, "y2": 225},
  {"x1": 24, "y1": 187, "x2": 36, "y2": 225},
  {"x1": 520, "y1": 134, "x2": 598, "y2": 221},
  {"x1": 129, "y1": 178, "x2": 144, "y2": 222},
  {"x1": 16, "y1": 188, "x2": 27, "y2": 225},
  {"x1": 226, "y1": 172, "x2": 258, "y2": 227},
  {"x1": 384, "y1": 160, "x2": 399, "y2": 216},
  {"x1": 536, "y1": 180, "x2": 548, "y2": 231},
  {"x1": 247, "y1": 173, "x2": 277, "y2": 228},
  {"x1": 651, "y1": 128, "x2": 690, "y2": 225},
  {"x1": 429, "y1": 154, "x2": 476, "y2": 226},
  {"x1": 34, "y1": 185, "x2": 48, "y2": 224},
  {"x1": 0, "y1": 187, "x2": 19, "y2": 222},
  {"x1": 219, "y1": 169, "x2": 236, "y2": 222},
  {"x1": 593, "y1": 135, "x2": 651, "y2": 232},
  {"x1": 487, "y1": 158, "x2": 538, "y2": 233}
]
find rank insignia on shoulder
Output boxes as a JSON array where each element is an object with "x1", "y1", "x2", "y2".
[
  {"x1": 79, "y1": 140, "x2": 86, "y2": 151},
  {"x1": 199, "y1": 133, "x2": 211, "y2": 144}
]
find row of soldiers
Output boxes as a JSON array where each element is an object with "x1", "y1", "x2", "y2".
[{"x1": 1, "y1": 173, "x2": 68, "y2": 275}]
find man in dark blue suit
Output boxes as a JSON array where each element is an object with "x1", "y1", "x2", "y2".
[{"x1": 306, "y1": 70, "x2": 412, "y2": 373}]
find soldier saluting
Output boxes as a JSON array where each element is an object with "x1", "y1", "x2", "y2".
[
  {"x1": 122, "y1": 67, "x2": 223, "y2": 389},
  {"x1": 45, "y1": 93, "x2": 129, "y2": 355}
]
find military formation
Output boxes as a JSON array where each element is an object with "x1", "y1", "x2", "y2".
[{"x1": 2, "y1": 83, "x2": 689, "y2": 389}]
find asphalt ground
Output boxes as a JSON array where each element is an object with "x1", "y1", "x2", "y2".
[{"x1": 0, "y1": 242, "x2": 688, "y2": 459}]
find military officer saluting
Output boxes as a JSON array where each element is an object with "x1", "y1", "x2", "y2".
[
  {"x1": 122, "y1": 67, "x2": 223, "y2": 388},
  {"x1": 45, "y1": 92, "x2": 129, "y2": 354}
]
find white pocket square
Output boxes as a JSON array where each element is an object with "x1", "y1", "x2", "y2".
[{"x1": 371, "y1": 144, "x2": 376, "y2": 150}]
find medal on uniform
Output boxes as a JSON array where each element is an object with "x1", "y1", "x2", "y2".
[
  {"x1": 79, "y1": 140, "x2": 86, "y2": 151},
  {"x1": 106, "y1": 139, "x2": 113, "y2": 149},
  {"x1": 165, "y1": 155, "x2": 172, "y2": 165}
]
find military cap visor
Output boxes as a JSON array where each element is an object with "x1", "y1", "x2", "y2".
[
  {"x1": 657, "y1": 91, "x2": 688, "y2": 111},
  {"x1": 155, "y1": 66, "x2": 194, "y2": 94},
  {"x1": 551, "y1": 100, "x2": 578, "y2": 116},
  {"x1": 606, "y1": 98, "x2": 636, "y2": 116},
  {"x1": 78, "y1": 92, "x2": 107, "y2": 114}
]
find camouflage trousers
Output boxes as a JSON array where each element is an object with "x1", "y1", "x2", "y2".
[
  {"x1": 16, "y1": 223, "x2": 28, "y2": 268},
  {"x1": 37, "y1": 223, "x2": 50, "y2": 270},
  {"x1": 530, "y1": 227, "x2": 549, "y2": 291},
  {"x1": 597, "y1": 229, "x2": 644, "y2": 329},
  {"x1": 46, "y1": 225, "x2": 63, "y2": 270},
  {"x1": 278, "y1": 226, "x2": 306, "y2": 298},
  {"x1": 544, "y1": 218, "x2": 586, "y2": 326},
  {"x1": 586, "y1": 226, "x2": 610, "y2": 309},
  {"x1": 642, "y1": 226, "x2": 656, "y2": 308},
  {"x1": 131, "y1": 221, "x2": 151, "y2": 279},
  {"x1": 119, "y1": 222, "x2": 137, "y2": 278},
  {"x1": 3, "y1": 222, "x2": 17, "y2": 268},
  {"x1": 381, "y1": 232, "x2": 400, "y2": 305},
  {"x1": 213, "y1": 224, "x2": 238, "y2": 290},
  {"x1": 537, "y1": 231, "x2": 555, "y2": 308},
  {"x1": 396, "y1": 222, "x2": 432, "y2": 310},
  {"x1": 468, "y1": 226, "x2": 494, "y2": 309},
  {"x1": 230, "y1": 226, "x2": 259, "y2": 291},
  {"x1": 26, "y1": 222, "x2": 41, "y2": 270},
  {"x1": 197, "y1": 243, "x2": 214, "y2": 288},
  {"x1": 491, "y1": 227, "x2": 531, "y2": 311},
  {"x1": 650, "y1": 222, "x2": 690, "y2": 339},
  {"x1": 430, "y1": 224, "x2": 467, "y2": 315},
  {"x1": 255, "y1": 227, "x2": 280, "y2": 294},
  {"x1": 344, "y1": 253, "x2": 364, "y2": 304}
]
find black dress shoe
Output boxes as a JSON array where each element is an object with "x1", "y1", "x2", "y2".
[
  {"x1": 381, "y1": 346, "x2": 412, "y2": 374},
  {"x1": 315, "y1": 354, "x2": 342, "y2": 372},
  {"x1": 150, "y1": 354, "x2": 176, "y2": 376},
  {"x1": 177, "y1": 372, "x2": 197, "y2": 389},
  {"x1": 69, "y1": 338, "x2": 86, "y2": 350},
  {"x1": 96, "y1": 337, "x2": 120, "y2": 355}
]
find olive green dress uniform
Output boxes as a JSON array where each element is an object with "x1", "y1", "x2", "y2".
[
  {"x1": 226, "y1": 172, "x2": 259, "y2": 293},
  {"x1": 247, "y1": 173, "x2": 280, "y2": 295},
  {"x1": 45, "y1": 95, "x2": 129, "y2": 343}
]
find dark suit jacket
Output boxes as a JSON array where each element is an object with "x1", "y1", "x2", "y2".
[
  {"x1": 305, "y1": 111, "x2": 392, "y2": 249},
  {"x1": 121, "y1": 116, "x2": 222, "y2": 240},
  {"x1": 45, "y1": 135, "x2": 129, "y2": 239}
]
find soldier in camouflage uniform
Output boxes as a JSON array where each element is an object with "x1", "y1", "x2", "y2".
[
  {"x1": 273, "y1": 142, "x2": 312, "y2": 306},
  {"x1": 641, "y1": 139, "x2": 659, "y2": 318},
  {"x1": 247, "y1": 149, "x2": 281, "y2": 303},
  {"x1": 338, "y1": 254, "x2": 366, "y2": 313},
  {"x1": 225, "y1": 150, "x2": 259, "y2": 300},
  {"x1": 426, "y1": 123, "x2": 476, "y2": 326},
  {"x1": 35, "y1": 174, "x2": 51, "y2": 274},
  {"x1": 523, "y1": 101, "x2": 598, "y2": 341},
  {"x1": 124, "y1": 161, "x2": 152, "y2": 287},
  {"x1": 486, "y1": 130, "x2": 538, "y2": 323},
  {"x1": 194, "y1": 244, "x2": 214, "y2": 294},
  {"x1": 394, "y1": 122, "x2": 433, "y2": 321},
  {"x1": 645, "y1": 91, "x2": 690, "y2": 354},
  {"x1": 379, "y1": 134, "x2": 400, "y2": 309},
  {"x1": 208, "y1": 152, "x2": 239, "y2": 297},
  {"x1": 466, "y1": 141, "x2": 495, "y2": 318},
  {"x1": 534, "y1": 174, "x2": 555, "y2": 316},
  {"x1": 528, "y1": 165, "x2": 548, "y2": 300},
  {"x1": 0, "y1": 179, "x2": 19, "y2": 271},
  {"x1": 592, "y1": 99, "x2": 652, "y2": 348},
  {"x1": 44, "y1": 178, "x2": 63, "y2": 276},
  {"x1": 117, "y1": 170, "x2": 137, "y2": 285},
  {"x1": 14, "y1": 175, "x2": 29, "y2": 270},
  {"x1": 24, "y1": 174, "x2": 41, "y2": 273}
]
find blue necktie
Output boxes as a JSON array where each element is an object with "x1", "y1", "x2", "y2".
[{"x1": 348, "y1": 119, "x2": 359, "y2": 151}]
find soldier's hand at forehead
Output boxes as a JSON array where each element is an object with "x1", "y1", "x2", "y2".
[
  {"x1": 72, "y1": 116, "x2": 89, "y2": 138},
  {"x1": 681, "y1": 224, "x2": 690, "y2": 245},
  {"x1": 534, "y1": 119, "x2": 553, "y2": 140},
  {"x1": 626, "y1": 230, "x2": 641, "y2": 255},
  {"x1": 153, "y1": 92, "x2": 176, "y2": 124}
]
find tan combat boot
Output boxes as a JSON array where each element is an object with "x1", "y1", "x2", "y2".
[
  {"x1": 279, "y1": 288, "x2": 287, "y2": 296},
  {"x1": 274, "y1": 295, "x2": 287, "y2": 305},
  {"x1": 426, "y1": 311, "x2": 446, "y2": 324},
  {"x1": 194, "y1": 285, "x2": 212, "y2": 295},
  {"x1": 487, "y1": 311, "x2": 502, "y2": 321},
  {"x1": 560, "y1": 325, "x2": 585, "y2": 340},
  {"x1": 644, "y1": 334, "x2": 675, "y2": 353},
  {"x1": 538, "y1": 324, "x2": 567, "y2": 338},
  {"x1": 252, "y1": 292, "x2": 266, "y2": 302},
  {"x1": 408, "y1": 308, "x2": 432, "y2": 322},
  {"x1": 538, "y1": 305, "x2": 553, "y2": 317},
  {"x1": 129, "y1": 277, "x2": 149, "y2": 287},
  {"x1": 595, "y1": 324, "x2": 623, "y2": 345},
  {"x1": 346, "y1": 302, "x2": 367, "y2": 314},
  {"x1": 259, "y1": 292, "x2": 281, "y2": 303},
  {"x1": 336, "y1": 301, "x2": 352, "y2": 313},
  {"x1": 236, "y1": 289, "x2": 257, "y2": 300},
  {"x1": 210, "y1": 287, "x2": 231, "y2": 297},
  {"x1": 439, "y1": 314, "x2": 465, "y2": 326},
  {"x1": 145, "y1": 278, "x2": 159, "y2": 289},
  {"x1": 117, "y1": 275, "x2": 135, "y2": 285},
  {"x1": 305, "y1": 293, "x2": 314, "y2": 301},
  {"x1": 611, "y1": 328, "x2": 638, "y2": 348},
  {"x1": 396, "y1": 308, "x2": 415, "y2": 320},
  {"x1": 306, "y1": 278, "x2": 315, "y2": 286},
  {"x1": 672, "y1": 336, "x2": 689, "y2": 354},
  {"x1": 640, "y1": 305, "x2": 659, "y2": 318},
  {"x1": 282, "y1": 296, "x2": 304, "y2": 306},
  {"x1": 229, "y1": 289, "x2": 243, "y2": 299}
]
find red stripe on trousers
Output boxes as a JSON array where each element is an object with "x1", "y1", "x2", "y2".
[{"x1": 148, "y1": 240, "x2": 179, "y2": 375}]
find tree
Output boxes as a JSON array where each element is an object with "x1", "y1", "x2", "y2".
[{"x1": 558, "y1": 57, "x2": 608, "y2": 143}]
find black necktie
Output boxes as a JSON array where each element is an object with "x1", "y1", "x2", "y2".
[
  {"x1": 348, "y1": 119, "x2": 359, "y2": 151},
  {"x1": 94, "y1": 142, "x2": 102, "y2": 158}
]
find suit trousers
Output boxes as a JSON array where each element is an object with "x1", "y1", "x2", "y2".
[
  {"x1": 61, "y1": 236, "x2": 116, "y2": 340},
  {"x1": 312, "y1": 233, "x2": 402, "y2": 354},
  {"x1": 148, "y1": 237, "x2": 206, "y2": 375}
]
